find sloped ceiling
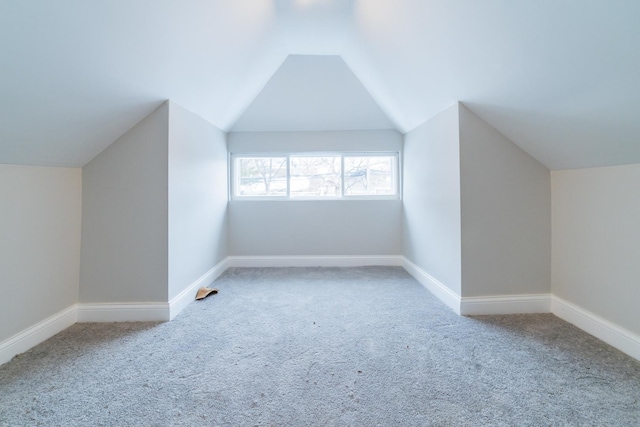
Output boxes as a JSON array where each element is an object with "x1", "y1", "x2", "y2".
[
  {"x1": 1, "y1": 0, "x2": 639, "y2": 169},
  {"x1": 231, "y1": 55, "x2": 395, "y2": 131},
  {"x1": 0, "y1": 0, "x2": 286, "y2": 166}
]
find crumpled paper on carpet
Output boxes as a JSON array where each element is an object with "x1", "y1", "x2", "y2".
[{"x1": 195, "y1": 287, "x2": 218, "y2": 300}]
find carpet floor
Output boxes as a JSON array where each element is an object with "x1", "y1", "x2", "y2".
[{"x1": 1, "y1": 267, "x2": 639, "y2": 426}]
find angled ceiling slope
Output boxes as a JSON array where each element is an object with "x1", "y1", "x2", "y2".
[
  {"x1": 231, "y1": 55, "x2": 396, "y2": 132},
  {"x1": 2, "y1": 1, "x2": 640, "y2": 170},
  {"x1": 0, "y1": 0, "x2": 283, "y2": 167}
]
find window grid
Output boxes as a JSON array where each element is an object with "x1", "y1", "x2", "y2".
[{"x1": 231, "y1": 152, "x2": 400, "y2": 201}]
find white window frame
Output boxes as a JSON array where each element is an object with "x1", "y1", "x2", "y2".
[{"x1": 230, "y1": 152, "x2": 400, "y2": 201}]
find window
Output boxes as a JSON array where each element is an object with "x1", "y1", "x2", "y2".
[
  {"x1": 290, "y1": 155, "x2": 341, "y2": 197},
  {"x1": 236, "y1": 157, "x2": 287, "y2": 197},
  {"x1": 344, "y1": 155, "x2": 396, "y2": 196},
  {"x1": 231, "y1": 152, "x2": 399, "y2": 200}
]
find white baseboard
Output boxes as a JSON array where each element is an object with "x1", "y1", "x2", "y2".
[
  {"x1": 76, "y1": 303, "x2": 170, "y2": 322},
  {"x1": 3, "y1": 261, "x2": 639, "y2": 366},
  {"x1": 461, "y1": 294, "x2": 552, "y2": 316},
  {"x1": 401, "y1": 258, "x2": 461, "y2": 314},
  {"x1": 169, "y1": 258, "x2": 230, "y2": 320},
  {"x1": 552, "y1": 296, "x2": 640, "y2": 361},
  {"x1": 227, "y1": 255, "x2": 404, "y2": 268},
  {"x1": 0, "y1": 305, "x2": 77, "y2": 366}
]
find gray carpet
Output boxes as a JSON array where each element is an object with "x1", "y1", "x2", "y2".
[{"x1": 1, "y1": 267, "x2": 639, "y2": 426}]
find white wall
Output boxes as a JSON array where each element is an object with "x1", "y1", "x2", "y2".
[
  {"x1": 402, "y1": 104, "x2": 462, "y2": 295},
  {"x1": 228, "y1": 129, "x2": 402, "y2": 153},
  {"x1": 80, "y1": 103, "x2": 169, "y2": 303},
  {"x1": 0, "y1": 165, "x2": 81, "y2": 342},
  {"x1": 228, "y1": 130, "x2": 403, "y2": 256},
  {"x1": 552, "y1": 164, "x2": 640, "y2": 336},
  {"x1": 459, "y1": 104, "x2": 551, "y2": 297},
  {"x1": 230, "y1": 200, "x2": 401, "y2": 256},
  {"x1": 168, "y1": 102, "x2": 229, "y2": 301}
]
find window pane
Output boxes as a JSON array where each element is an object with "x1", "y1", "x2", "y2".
[
  {"x1": 290, "y1": 156, "x2": 341, "y2": 197},
  {"x1": 344, "y1": 156, "x2": 395, "y2": 196},
  {"x1": 236, "y1": 157, "x2": 287, "y2": 196}
]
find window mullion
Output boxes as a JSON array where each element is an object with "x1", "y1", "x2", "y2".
[
  {"x1": 286, "y1": 154, "x2": 291, "y2": 199},
  {"x1": 340, "y1": 155, "x2": 345, "y2": 198}
]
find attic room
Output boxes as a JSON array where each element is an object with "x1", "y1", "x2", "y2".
[{"x1": 1, "y1": 0, "x2": 639, "y2": 424}]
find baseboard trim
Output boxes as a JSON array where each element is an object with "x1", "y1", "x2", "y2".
[
  {"x1": 401, "y1": 258, "x2": 461, "y2": 314},
  {"x1": 169, "y1": 258, "x2": 230, "y2": 320},
  {"x1": 4, "y1": 261, "x2": 639, "y2": 366},
  {"x1": 0, "y1": 305, "x2": 77, "y2": 366},
  {"x1": 551, "y1": 296, "x2": 640, "y2": 361},
  {"x1": 227, "y1": 255, "x2": 404, "y2": 268},
  {"x1": 461, "y1": 294, "x2": 552, "y2": 316},
  {"x1": 76, "y1": 303, "x2": 170, "y2": 323}
]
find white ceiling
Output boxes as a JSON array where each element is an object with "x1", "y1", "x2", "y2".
[{"x1": 1, "y1": 0, "x2": 639, "y2": 169}]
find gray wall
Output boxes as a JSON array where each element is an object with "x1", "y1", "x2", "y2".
[
  {"x1": 230, "y1": 200, "x2": 401, "y2": 256},
  {"x1": 459, "y1": 104, "x2": 551, "y2": 297},
  {"x1": 228, "y1": 130, "x2": 403, "y2": 256},
  {"x1": 80, "y1": 103, "x2": 169, "y2": 303},
  {"x1": 402, "y1": 104, "x2": 462, "y2": 295},
  {"x1": 228, "y1": 129, "x2": 402, "y2": 153},
  {"x1": 552, "y1": 164, "x2": 640, "y2": 336},
  {"x1": 168, "y1": 102, "x2": 229, "y2": 300},
  {"x1": 0, "y1": 165, "x2": 81, "y2": 342}
]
